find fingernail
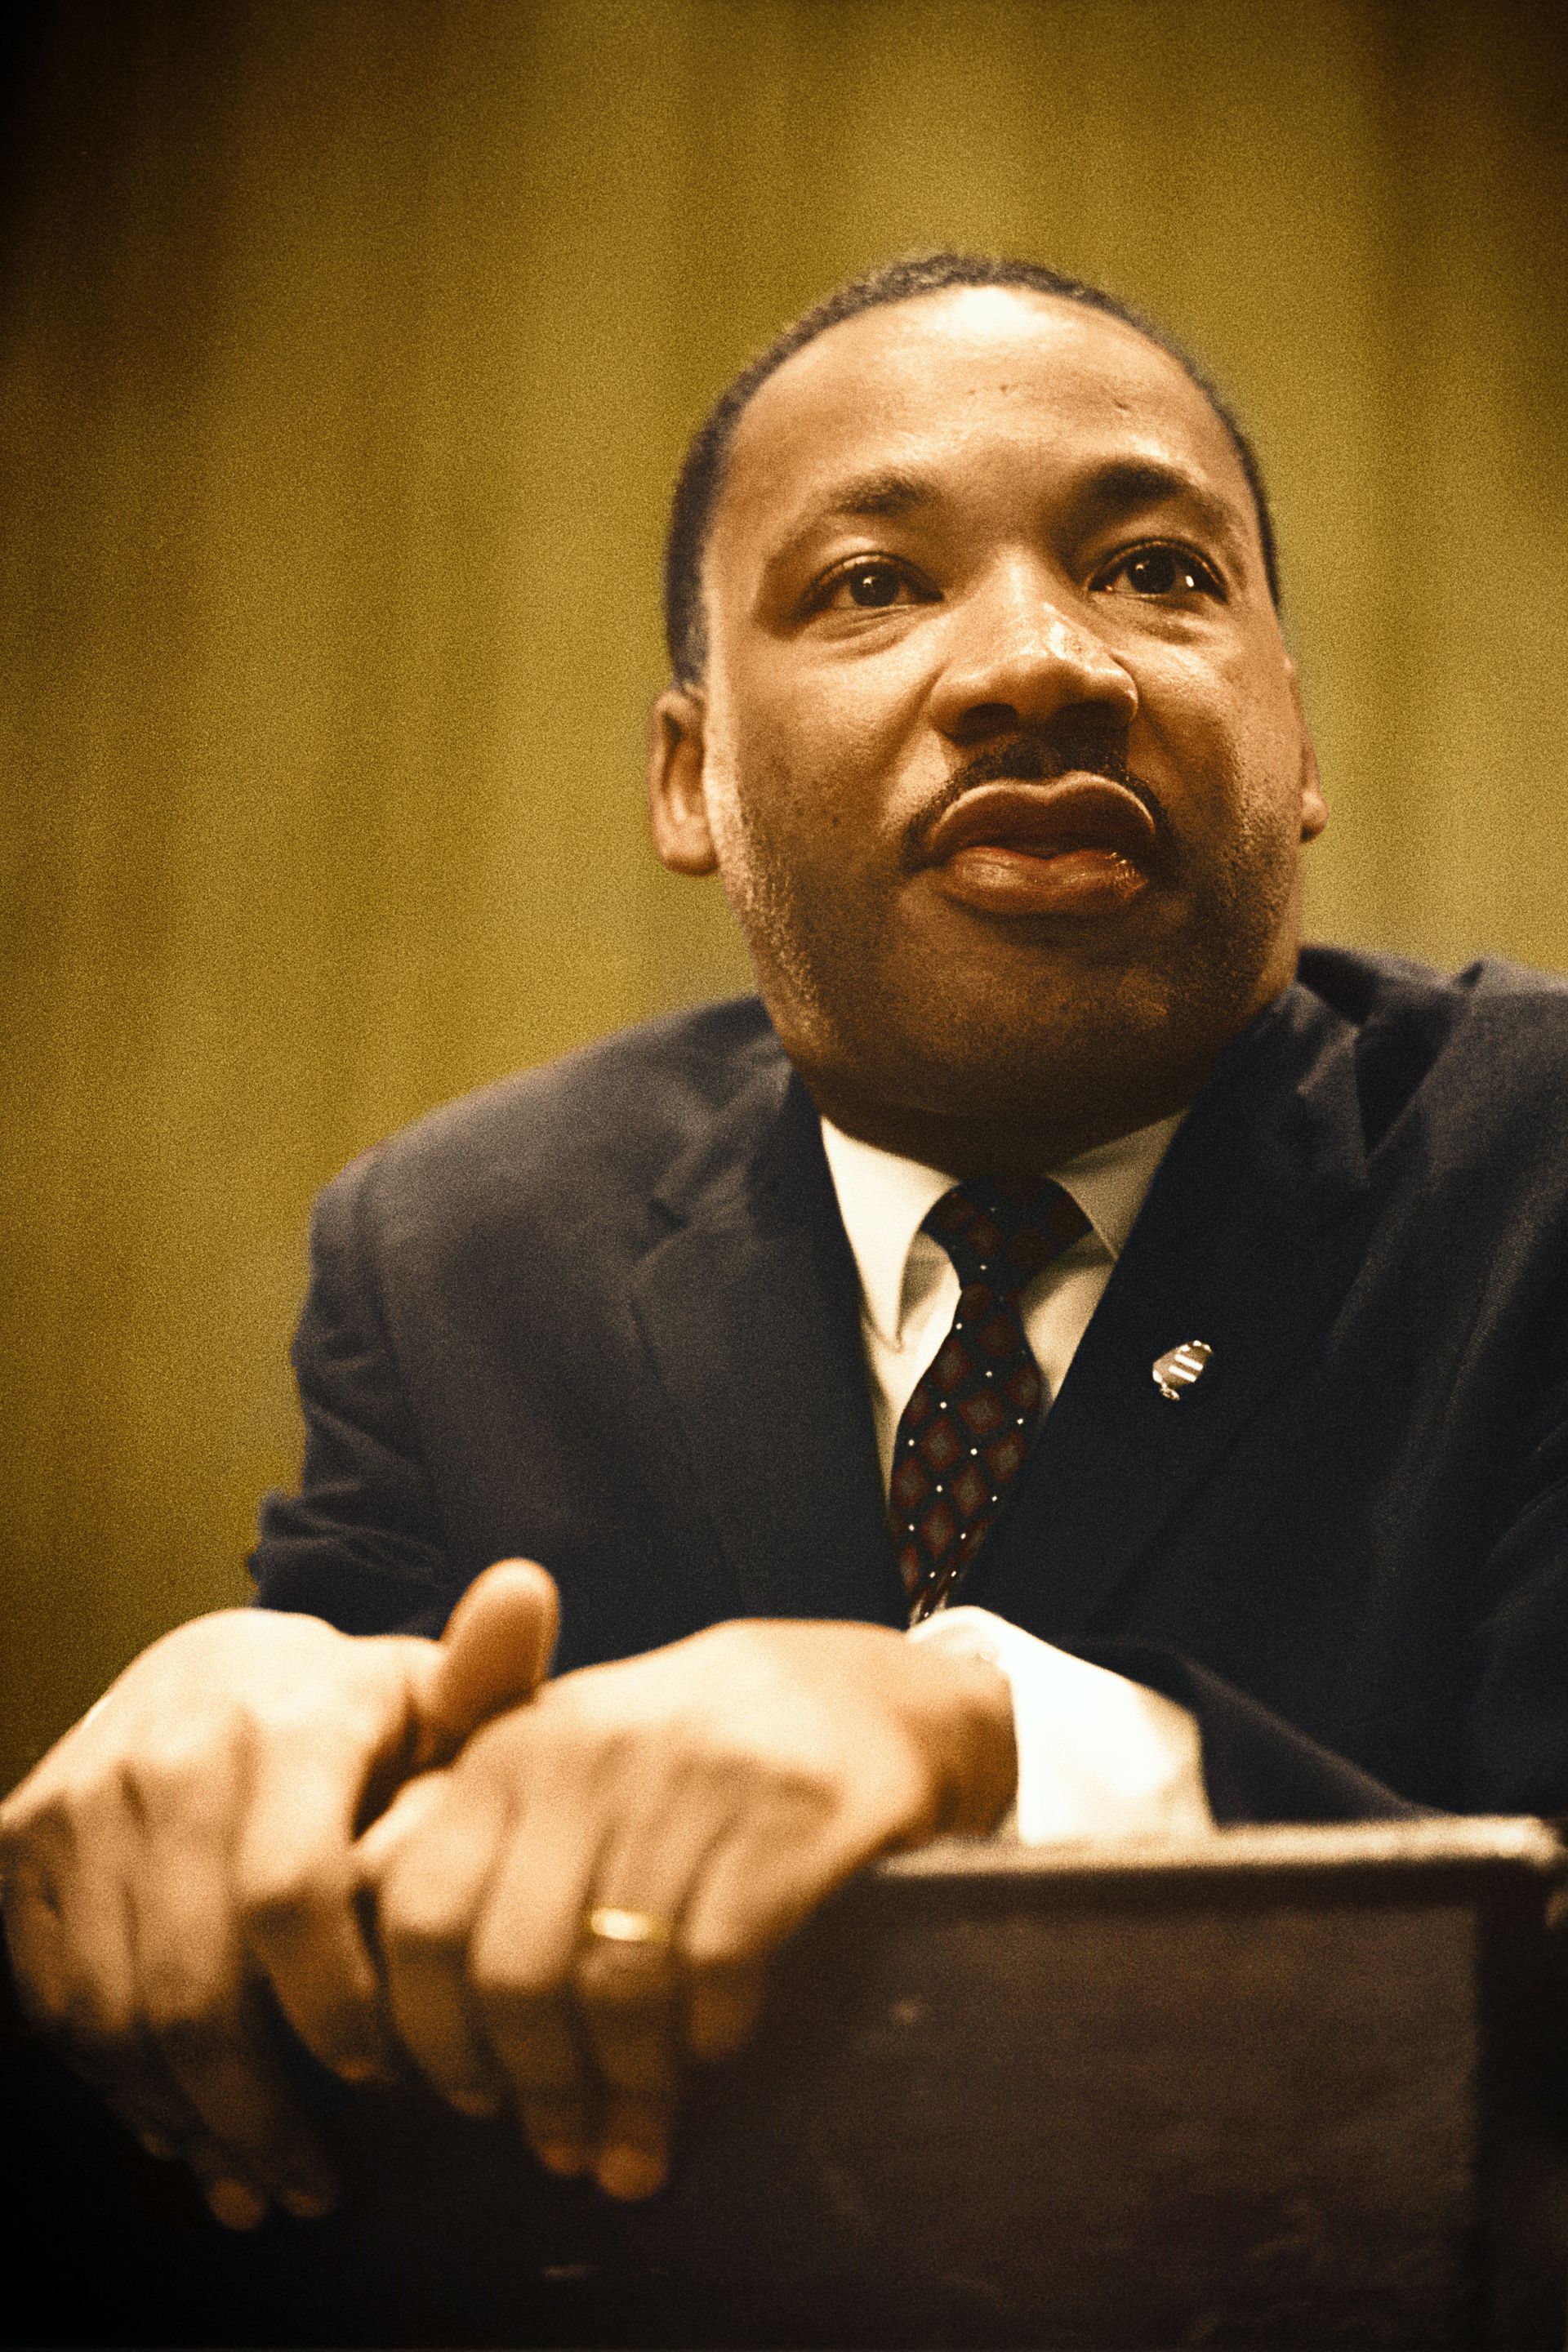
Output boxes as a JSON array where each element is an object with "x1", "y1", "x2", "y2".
[
  {"x1": 596, "y1": 2145, "x2": 665, "y2": 2202},
  {"x1": 336, "y1": 2055, "x2": 396, "y2": 2087},
  {"x1": 450, "y1": 2083, "x2": 503, "y2": 2120},
  {"x1": 206, "y1": 2178, "x2": 269, "y2": 2232},
  {"x1": 536, "y1": 2140, "x2": 588, "y2": 2178},
  {"x1": 280, "y1": 2182, "x2": 339, "y2": 2221}
]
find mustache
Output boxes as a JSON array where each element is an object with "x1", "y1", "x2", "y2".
[{"x1": 905, "y1": 728, "x2": 1169, "y2": 863}]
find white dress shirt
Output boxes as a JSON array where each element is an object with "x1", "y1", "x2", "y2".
[{"x1": 818, "y1": 1113, "x2": 1213, "y2": 1845}]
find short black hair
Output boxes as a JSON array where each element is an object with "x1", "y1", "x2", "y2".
[{"x1": 662, "y1": 250, "x2": 1281, "y2": 685}]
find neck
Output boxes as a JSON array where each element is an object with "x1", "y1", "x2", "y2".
[
  {"x1": 806, "y1": 1065, "x2": 1205, "y2": 1180},
  {"x1": 786, "y1": 958, "x2": 1299, "y2": 1180}
]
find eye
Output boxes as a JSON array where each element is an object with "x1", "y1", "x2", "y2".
[
  {"x1": 1097, "y1": 543, "x2": 1224, "y2": 601},
  {"x1": 817, "y1": 559, "x2": 927, "y2": 612}
]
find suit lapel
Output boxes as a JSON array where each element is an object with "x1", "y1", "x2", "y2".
[
  {"x1": 628, "y1": 1046, "x2": 907, "y2": 1629},
  {"x1": 967, "y1": 984, "x2": 1374, "y2": 1642}
]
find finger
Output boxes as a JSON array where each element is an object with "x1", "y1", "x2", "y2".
[
  {"x1": 505, "y1": 1996, "x2": 597, "y2": 2180},
  {"x1": 353, "y1": 1771, "x2": 447, "y2": 1883},
  {"x1": 569, "y1": 1799, "x2": 740, "y2": 2201},
  {"x1": 418, "y1": 1561, "x2": 561, "y2": 1763},
  {"x1": 673, "y1": 1800, "x2": 882, "y2": 2075},
  {"x1": 236, "y1": 1728, "x2": 398, "y2": 2082},
  {"x1": 156, "y1": 1982, "x2": 340, "y2": 2220},
  {"x1": 6, "y1": 1847, "x2": 268, "y2": 2219},
  {"x1": 464, "y1": 1782, "x2": 604, "y2": 2176},
  {"x1": 131, "y1": 1806, "x2": 340, "y2": 2218},
  {"x1": 77, "y1": 2033, "x2": 230, "y2": 2174},
  {"x1": 682, "y1": 1792, "x2": 877, "y2": 1971},
  {"x1": 8, "y1": 1834, "x2": 204, "y2": 2151},
  {"x1": 102, "y1": 2096, "x2": 273, "y2": 2231},
  {"x1": 571, "y1": 1928, "x2": 682, "y2": 2200},
  {"x1": 372, "y1": 1775, "x2": 514, "y2": 2120},
  {"x1": 684, "y1": 1958, "x2": 769, "y2": 2065},
  {"x1": 182, "y1": 2147, "x2": 272, "y2": 2233},
  {"x1": 89, "y1": 2075, "x2": 272, "y2": 2229},
  {"x1": 1, "y1": 1866, "x2": 71, "y2": 2035},
  {"x1": 5, "y1": 1812, "x2": 138, "y2": 2064}
]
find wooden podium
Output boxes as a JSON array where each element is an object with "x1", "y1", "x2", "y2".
[
  {"x1": 643, "y1": 1817, "x2": 1568, "y2": 2349},
  {"x1": 7, "y1": 1815, "x2": 1568, "y2": 2347}
]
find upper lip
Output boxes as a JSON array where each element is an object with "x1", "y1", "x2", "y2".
[{"x1": 918, "y1": 777, "x2": 1161, "y2": 869}]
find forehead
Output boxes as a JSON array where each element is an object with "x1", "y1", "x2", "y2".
[{"x1": 712, "y1": 287, "x2": 1251, "y2": 566}]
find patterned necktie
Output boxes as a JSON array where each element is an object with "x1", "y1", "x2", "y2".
[{"x1": 889, "y1": 1176, "x2": 1090, "y2": 1624}]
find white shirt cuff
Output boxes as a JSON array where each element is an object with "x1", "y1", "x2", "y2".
[{"x1": 906, "y1": 1606, "x2": 1214, "y2": 1844}]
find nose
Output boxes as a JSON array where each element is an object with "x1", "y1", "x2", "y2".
[{"x1": 927, "y1": 561, "x2": 1138, "y2": 745}]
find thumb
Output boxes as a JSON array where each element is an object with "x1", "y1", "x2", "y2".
[{"x1": 415, "y1": 1558, "x2": 560, "y2": 1762}]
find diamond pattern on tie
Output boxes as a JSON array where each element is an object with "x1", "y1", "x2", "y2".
[{"x1": 890, "y1": 1176, "x2": 1089, "y2": 1624}]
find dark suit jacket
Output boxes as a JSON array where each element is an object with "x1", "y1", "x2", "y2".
[{"x1": 251, "y1": 946, "x2": 1568, "y2": 1824}]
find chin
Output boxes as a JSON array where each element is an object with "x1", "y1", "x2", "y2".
[
  {"x1": 752, "y1": 863, "x2": 1301, "y2": 1152},
  {"x1": 799, "y1": 949, "x2": 1288, "y2": 1160}
]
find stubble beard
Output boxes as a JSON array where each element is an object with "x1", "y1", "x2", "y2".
[{"x1": 716, "y1": 758, "x2": 1303, "y2": 1166}]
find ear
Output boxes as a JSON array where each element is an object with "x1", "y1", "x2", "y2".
[
  {"x1": 647, "y1": 686, "x2": 719, "y2": 875},
  {"x1": 1285, "y1": 657, "x2": 1328, "y2": 843}
]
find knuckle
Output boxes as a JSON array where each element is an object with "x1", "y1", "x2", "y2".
[
  {"x1": 571, "y1": 1944, "x2": 675, "y2": 2016},
  {"x1": 0, "y1": 1800, "x2": 38, "y2": 1859},
  {"x1": 153, "y1": 2003, "x2": 229, "y2": 2076},
  {"x1": 228, "y1": 2110, "x2": 314, "y2": 2176},
  {"x1": 603, "y1": 2087, "x2": 671, "y2": 2142},
  {"x1": 523, "y1": 2096, "x2": 590, "y2": 2138},
  {"x1": 598, "y1": 2038, "x2": 677, "y2": 2099},
  {"x1": 140, "y1": 1965, "x2": 223, "y2": 2050},
  {"x1": 12, "y1": 1971, "x2": 67, "y2": 2034},
  {"x1": 118, "y1": 1726, "x2": 230, "y2": 1807},
  {"x1": 377, "y1": 1880, "x2": 466, "y2": 1968},
  {"x1": 240, "y1": 1858, "x2": 341, "y2": 1949},
  {"x1": 467, "y1": 1955, "x2": 556, "y2": 2030},
  {"x1": 252, "y1": 1689, "x2": 352, "y2": 1749},
  {"x1": 58, "y1": 1993, "x2": 139, "y2": 2073},
  {"x1": 3, "y1": 1791, "x2": 80, "y2": 1875},
  {"x1": 106, "y1": 2092, "x2": 183, "y2": 2150},
  {"x1": 759, "y1": 1762, "x2": 844, "y2": 1832},
  {"x1": 128, "y1": 1726, "x2": 211, "y2": 1785},
  {"x1": 305, "y1": 1993, "x2": 381, "y2": 2067}
]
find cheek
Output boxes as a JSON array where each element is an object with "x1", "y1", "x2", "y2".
[
  {"x1": 716, "y1": 679, "x2": 900, "y2": 869},
  {"x1": 1141, "y1": 646, "x2": 1301, "y2": 813}
]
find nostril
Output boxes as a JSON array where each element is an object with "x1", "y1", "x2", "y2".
[{"x1": 947, "y1": 702, "x2": 1021, "y2": 742}]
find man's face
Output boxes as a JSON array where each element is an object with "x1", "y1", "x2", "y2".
[{"x1": 650, "y1": 287, "x2": 1325, "y2": 1166}]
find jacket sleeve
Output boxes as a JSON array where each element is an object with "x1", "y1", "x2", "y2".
[
  {"x1": 1072, "y1": 1341, "x2": 1568, "y2": 1827},
  {"x1": 1069, "y1": 1641, "x2": 1429, "y2": 1824},
  {"x1": 1463, "y1": 1345, "x2": 1568, "y2": 1818},
  {"x1": 248, "y1": 1158, "x2": 459, "y2": 1638}
]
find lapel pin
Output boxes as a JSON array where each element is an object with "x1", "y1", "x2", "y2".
[{"x1": 1152, "y1": 1341, "x2": 1213, "y2": 1402}]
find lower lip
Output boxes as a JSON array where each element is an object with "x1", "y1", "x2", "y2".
[{"x1": 932, "y1": 844, "x2": 1150, "y2": 917}]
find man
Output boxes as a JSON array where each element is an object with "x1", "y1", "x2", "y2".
[{"x1": 7, "y1": 252, "x2": 1568, "y2": 2249}]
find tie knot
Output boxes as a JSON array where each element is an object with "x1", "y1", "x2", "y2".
[{"x1": 922, "y1": 1176, "x2": 1089, "y2": 1294}]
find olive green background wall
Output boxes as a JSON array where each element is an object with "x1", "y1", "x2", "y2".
[{"x1": 3, "y1": 0, "x2": 1566, "y2": 1791}]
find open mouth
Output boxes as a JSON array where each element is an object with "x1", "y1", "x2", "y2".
[{"x1": 918, "y1": 777, "x2": 1160, "y2": 918}]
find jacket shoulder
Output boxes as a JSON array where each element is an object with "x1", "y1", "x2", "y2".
[
  {"x1": 1301, "y1": 942, "x2": 1568, "y2": 1024},
  {"x1": 318, "y1": 996, "x2": 783, "y2": 1238},
  {"x1": 1298, "y1": 944, "x2": 1568, "y2": 1153}
]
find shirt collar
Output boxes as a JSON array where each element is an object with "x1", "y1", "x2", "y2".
[{"x1": 819, "y1": 1109, "x2": 1184, "y2": 1348}]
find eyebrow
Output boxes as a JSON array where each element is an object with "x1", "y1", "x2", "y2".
[
  {"x1": 818, "y1": 467, "x2": 934, "y2": 521},
  {"x1": 1068, "y1": 457, "x2": 1244, "y2": 547},
  {"x1": 759, "y1": 469, "x2": 936, "y2": 584},
  {"x1": 760, "y1": 451, "x2": 1248, "y2": 588}
]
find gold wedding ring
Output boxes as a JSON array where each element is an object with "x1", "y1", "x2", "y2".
[{"x1": 582, "y1": 1905, "x2": 676, "y2": 1953}]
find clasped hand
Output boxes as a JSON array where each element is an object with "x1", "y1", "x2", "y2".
[
  {"x1": 0, "y1": 1564, "x2": 1015, "y2": 2223},
  {"x1": 361, "y1": 1606, "x2": 1014, "y2": 2199}
]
